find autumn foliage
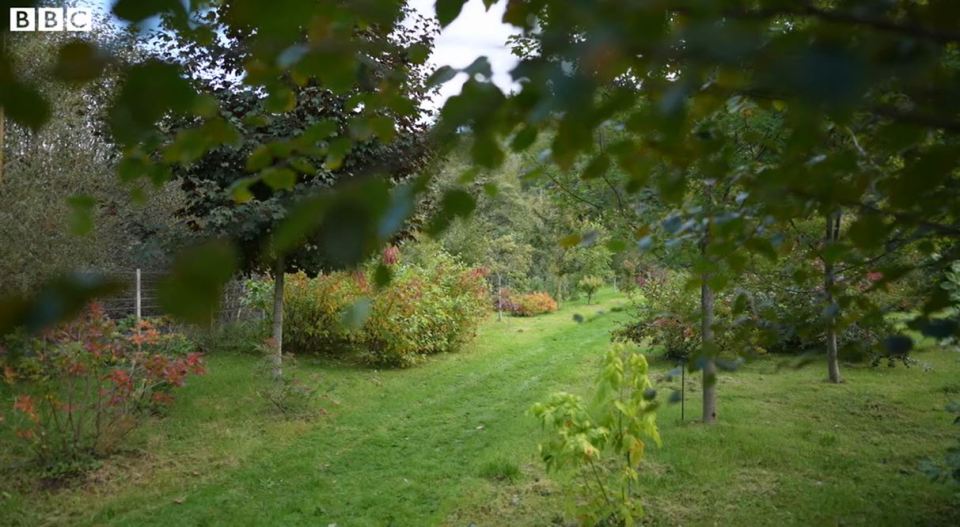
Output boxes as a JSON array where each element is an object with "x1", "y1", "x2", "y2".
[
  {"x1": 1, "y1": 305, "x2": 204, "y2": 464},
  {"x1": 509, "y1": 291, "x2": 559, "y2": 317},
  {"x1": 283, "y1": 251, "x2": 490, "y2": 367}
]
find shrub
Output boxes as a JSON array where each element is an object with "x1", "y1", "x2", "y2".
[
  {"x1": 1, "y1": 305, "x2": 204, "y2": 468},
  {"x1": 494, "y1": 287, "x2": 519, "y2": 314},
  {"x1": 532, "y1": 342, "x2": 660, "y2": 525},
  {"x1": 614, "y1": 269, "x2": 699, "y2": 361},
  {"x1": 512, "y1": 292, "x2": 559, "y2": 317},
  {"x1": 361, "y1": 252, "x2": 490, "y2": 366},
  {"x1": 282, "y1": 250, "x2": 490, "y2": 367},
  {"x1": 283, "y1": 271, "x2": 367, "y2": 355}
]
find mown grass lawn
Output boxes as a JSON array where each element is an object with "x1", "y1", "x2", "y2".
[{"x1": 2, "y1": 289, "x2": 959, "y2": 526}]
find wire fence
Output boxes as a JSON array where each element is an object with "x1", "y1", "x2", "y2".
[{"x1": 99, "y1": 269, "x2": 262, "y2": 325}]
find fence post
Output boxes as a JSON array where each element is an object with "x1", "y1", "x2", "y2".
[
  {"x1": 135, "y1": 268, "x2": 142, "y2": 321},
  {"x1": 680, "y1": 358, "x2": 686, "y2": 422},
  {"x1": 497, "y1": 273, "x2": 503, "y2": 322}
]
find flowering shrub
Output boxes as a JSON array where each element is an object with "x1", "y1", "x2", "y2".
[
  {"x1": 511, "y1": 292, "x2": 559, "y2": 317},
  {"x1": 1, "y1": 305, "x2": 204, "y2": 467},
  {"x1": 283, "y1": 250, "x2": 490, "y2": 367}
]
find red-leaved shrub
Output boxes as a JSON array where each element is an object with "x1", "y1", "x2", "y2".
[{"x1": 1, "y1": 305, "x2": 204, "y2": 464}]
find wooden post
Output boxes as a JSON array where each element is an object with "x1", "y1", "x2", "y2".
[
  {"x1": 135, "y1": 268, "x2": 142, "y2": 352},
  {"x1": 497, "y1": 272, "x2": 503, "y2": 322},
  {"x1": 681, "y1": 359, "x2": 686, "y2": 422},
  {"x1": 135, "y1": 268, "x2": 142, "y2": 321},
  {"x1": 272, "y1": 256, "x2": 285, "y2": 380}
]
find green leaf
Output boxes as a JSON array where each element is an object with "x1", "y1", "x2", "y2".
[
  {"x1": 559, "y1": 234, "x2": 581, "y2": 248},
  {"x1": 53, "y1": 41, "x2": 107, "y2": 83},
  {"x1": 112, "y1": 0, "x2": 186, "y2": 23},
  {"x1": 582, "y1": 154, "x2": 610, "y2": 180},
  {"x1": 427, "y1": 65, "x2": 458, "y2": 87},
  {"x1": 109, "y1": 60, "x2": 195, "y2": 146},
  {"x1": 157, "y1": 241, "x2": 238, "y2": 325},
  {"x1": 324, "y1": 137, "x2": 353, "y2": 170},
  {"x1": 369, "y1": 116, "x2": 397, "y2": 142},
  {"x1": 427, "y1": 189, "x2": 476, "y2": 235},
  {"x1": 374, "y1": 264, "x2": 393, "y2": 289},
  {"x1": 436, "y1": 0, "x2": 468, "y2": 27},
  {"x1": 0, "y1": 274, "x2": 123, "y2": 335},
  {"x1": 463, "y1": 57, "x2": 492, "y2": 79},
  {"x1": 246, "y1": 145, "x2": 273, "y2": 172},
  {"x1": 0, "y1": 82, "x2": 51, "y2": 131},
  {"x1": 262, "y1": 167, "x2": 297, "y2": 190},
  {"x1": 407, "y1": 43, "x2": 431, "y2": 64},
  {"x1": 441, "y1": 189, "x2": 475, "y2": 217},
  {"x1": 341, "y1": 297, "x2": 372, "y2": 330},
  {"x1": 289, "y1": 157, "x2": 316, "y2": 174},
  {"x1": 510, "y1": 127, "x2": 538, "y2": 151},
  {"x1": 265, "y1": 87, "x2": 297, "y2": 113},
  {"x1": 229, "y1": 177, "x2": 257, "y2": 204}
]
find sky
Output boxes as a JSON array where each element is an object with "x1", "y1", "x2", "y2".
[
  {"x1": 408, "y1": 0, "x2": 519, "y2": 109},
  {"x1": 87, "y1": 0, "x2": 518, "y2": 109}
]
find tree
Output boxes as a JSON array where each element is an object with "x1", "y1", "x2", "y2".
[
  {"x1": 577, "y1": 275, "x2": 603, "y2": 304},
  {"x1": 5, "y1": 0, "x2": 960, "y2": 370},
  {"x1": 160, "y1": 3, "x2": 435, "y2": 377},
  {"x1": 823, "y1": 210, "x2": 843, "y2": 383},
  {"x1": 0, "y1": 14, "x2": 184, "y2": 296},
  {"x1": 431, "y1": 0, "x2": 960, "y2": 342}
]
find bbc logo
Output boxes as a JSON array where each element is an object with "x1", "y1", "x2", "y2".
[{"x1": 9, "y1": 7, "x2": 93, "y2": 32}]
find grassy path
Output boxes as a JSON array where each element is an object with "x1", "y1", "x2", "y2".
[
  {"x1": 4, "y1": 288, "x2": 960, "y2": 526},
  {"x1": 17, "y1": 292, "x2": 627, "y2": 526}
]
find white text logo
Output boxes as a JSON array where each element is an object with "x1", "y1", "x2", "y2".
[{"x1": 10, "y1": 7, "x2": 93, "y2": 32}]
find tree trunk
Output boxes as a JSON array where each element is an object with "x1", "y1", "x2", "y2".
[
  {"x1": 701, "y1": 275, "x2": 717, "y2": 424},
  {"x1": 1, "y1": 99, "x2": 5, "y2": 185},
  {"x1": 824, "y1": 211, "x2": 842, "y2": 383},
  {"x1": 701, "y1": 235, "x2": 717, "y2": 424},
  {"x1": 272, "y1": 256, "x2": 285, "y2": 381},
  {"x1": 0, "y1": 33, "x2": 5, "y2": 185}
]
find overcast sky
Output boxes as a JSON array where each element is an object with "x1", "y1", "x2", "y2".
[
  {"x1": 89, "y1": 0, "x2": 517, "y2": 108},
  {"x1": 408, "y1": 0, "x2": 519, "y2": 109}
]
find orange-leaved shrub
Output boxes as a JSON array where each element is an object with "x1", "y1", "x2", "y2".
[
  {"x1": 1, "y1": 305, "x2": 204, "y2": 467},
  {"x1": 283, "y1": 271, "x2": 368, "y2": 354},
  {"x1": 512, "y1": 292, "x2": 559, "y2": 317},
  {"x1": 283, "y1": 251, "x2": 490, "y2": 367}
]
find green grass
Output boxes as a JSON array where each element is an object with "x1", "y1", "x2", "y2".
[{"x1": 2, "y1": 288, "x2": 959, "y2": 526}]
